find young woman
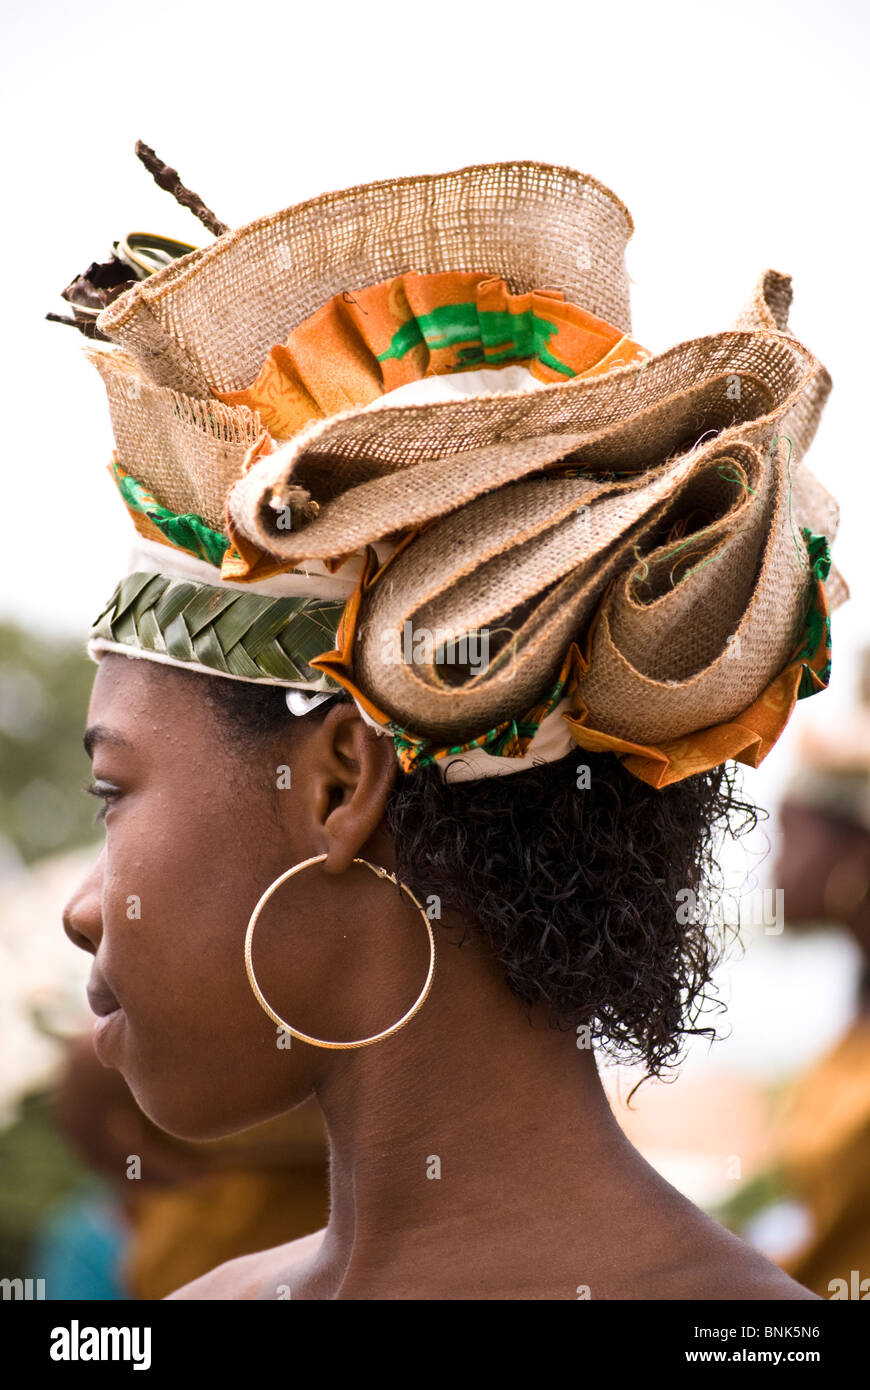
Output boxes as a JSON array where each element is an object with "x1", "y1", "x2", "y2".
[
  {"x1": 65, "y1": 653, "x2": 818, "y2": 1300},
  {"x1": 58, "y1": 158, "x2": 837, "y2": 1298}
]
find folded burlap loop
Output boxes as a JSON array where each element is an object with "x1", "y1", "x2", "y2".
[
  {"x1": 352, "y1": 452, "x2": 694, "y2": 737},
  {"x1": 226, "y1": 327, "x2": 822, "y2": 570},
  {"x1": 96, "y1": 162, "x2": 634, "y2": 396},
  {"x1": 576, "y1": 439, "x2": 809, "y2": 744},
  {"x1": 349, "y1": 432, "x2": 813, "y2": 743}
]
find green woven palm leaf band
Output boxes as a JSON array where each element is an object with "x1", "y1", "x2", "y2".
[{"x1": 90, "y1": 572, "x2": 344, "y2": 686}]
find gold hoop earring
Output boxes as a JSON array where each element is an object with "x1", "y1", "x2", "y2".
[{"x1": 244, "y1": 853, "x2": 436, "y2": 1050}]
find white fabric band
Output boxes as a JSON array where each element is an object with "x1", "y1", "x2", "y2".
[
  {"x1": 352, "y1": 694, "x2": 577, "y2": 780},
  {"x1": 124, "y1": 536, "x2": 365, "y2": 601}
]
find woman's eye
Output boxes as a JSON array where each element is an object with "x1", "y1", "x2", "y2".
[{"x1": 84, "y1": 780, "x2": 121, "y2": 823}]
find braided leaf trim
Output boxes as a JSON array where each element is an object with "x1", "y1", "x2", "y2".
[{"x1": 91, "y1": 572, "x2": 343, "y2": 686}]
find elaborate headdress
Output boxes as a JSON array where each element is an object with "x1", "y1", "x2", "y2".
[{"x1": 56, "y1": 148, "x2": 843, "y2": 786}]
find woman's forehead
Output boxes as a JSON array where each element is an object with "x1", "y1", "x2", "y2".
[{"x1": 88, "y1": 653, "x2": 207, "y2": 735}]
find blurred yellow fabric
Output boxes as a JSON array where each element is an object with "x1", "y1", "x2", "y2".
[
  {"x1": 780, "y1": 1018, "x2": 870, "y2": 1295},
  {"x1": 125, "y1": 1163, "x2": 327, "y2": 1300}
]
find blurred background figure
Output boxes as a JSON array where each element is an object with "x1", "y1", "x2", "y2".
[
  {"x1": 758, "y1": 650, "x2": 870, "y2": 1295},
  {"x1": 710, "y1": 649, "x2": 870, "y2": 1295},
  {"x1": 28, "y1": 1030, "x2": 328, "y2": 1299}
]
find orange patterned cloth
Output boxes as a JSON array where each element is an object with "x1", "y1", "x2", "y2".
[
  {"x1": 564, "y1": 636, "x2": 825, "y2": 790},
  {"x1": 217, "y1": 270, "x2": 646, "y2": 439}
]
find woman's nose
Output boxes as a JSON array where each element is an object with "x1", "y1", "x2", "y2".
[{"x1": 62, "y1": 848, "x2": 105, "y2": 956}]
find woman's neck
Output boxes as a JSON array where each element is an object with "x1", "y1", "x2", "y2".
[{"x1": 296, "y1": 925, "x2": 661, "y2": 1299}]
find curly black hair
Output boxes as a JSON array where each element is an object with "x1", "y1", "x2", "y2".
[{"x1": 203, "y1": 678, "x2": 757, "y2": 1079}]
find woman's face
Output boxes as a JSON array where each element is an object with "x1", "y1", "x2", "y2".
[{"x1": 63, "y1": 654, "x2": 418, "y2": 1140}]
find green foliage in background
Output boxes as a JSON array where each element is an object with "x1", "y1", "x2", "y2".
[
  {"x1": 0, "y1": 1091, "x2": 88, "y2": 1273},
  {"x1": 0, "y1": 622, "x2": 100, "y2": 866}
]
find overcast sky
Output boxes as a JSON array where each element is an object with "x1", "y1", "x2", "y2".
[{"x1": 2, "y1": 0, "x2": 867, "y2": 806}]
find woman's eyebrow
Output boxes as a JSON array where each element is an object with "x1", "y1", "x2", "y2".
[{"x1": 83, "y1": 725, "x2": 133, "y2": 759}]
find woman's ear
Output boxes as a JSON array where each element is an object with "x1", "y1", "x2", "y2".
[{"x1": 303, "y1": 703, "x2": 398, "y2": 873}]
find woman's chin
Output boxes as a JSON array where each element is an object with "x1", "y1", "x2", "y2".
[{"x1": 125, "y1": 1075, "x2": 313, "y2": 1144}]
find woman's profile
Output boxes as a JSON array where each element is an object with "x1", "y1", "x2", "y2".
[{"x1": 59, "y1": 156, "x2": 838, "y2": 1300}]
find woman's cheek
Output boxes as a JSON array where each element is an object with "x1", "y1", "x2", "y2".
[{"x1": 102, "y1": 833, "x2": 149, "y2": 936}]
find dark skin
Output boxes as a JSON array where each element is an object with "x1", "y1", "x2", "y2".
[{"x1": 64, "y1": 654, "x2": 816, "y2": 1300}]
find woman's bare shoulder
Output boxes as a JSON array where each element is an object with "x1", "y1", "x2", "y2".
[
  {"x1": 637, "y1": 1211, "x2": 821, "y2": 1302},
  {"x1": 165, "y1": 1228, "x2": 326, "y2": 1301}
]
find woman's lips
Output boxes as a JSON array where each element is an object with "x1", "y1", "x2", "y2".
[
  {"x1": 87, "y1": 968, "x2": 125, "y2": 1061},
  {"x1": 87, "y1": 978, "x2": 121, "y2": 1017}
]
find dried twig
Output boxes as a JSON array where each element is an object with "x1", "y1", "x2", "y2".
[
  {"x1": 45, "y1": 312, "x2": 110, "y2": 341},
  {"x1": 134, "y1": 141, "x2": 229, "y2": 237}
]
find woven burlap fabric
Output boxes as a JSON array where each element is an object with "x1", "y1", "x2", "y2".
[
  {"x1": 351, "y1": 433, "x2": 809, "y2": 742},
  {"x1": 86, "y1": 346, "x2": 261, "y2": 533},
  {"x1": 734, "y1": 270, "x2": 794, "y2": 335},
  {"x1": 96, "y1": 163, "x2": 634, "y2": 397},
  {"x1": 577, "y1": 441, "x2": 807, "y2": 743},
  {"x1": 735, "y1": 269, "x2": 834, "y2": 479},
  {"x1": 735, "y1": 270, "x2": 845, "y2": 609},
  {"x1": 228, "y1": 327, "x2": 821, "y2": 570},
  {"x1": 354, "y1": 449, "x2": 700, "y2": 735},
  {"x1": 326, "y1": 285, "x2": 830, "y2": 742}
]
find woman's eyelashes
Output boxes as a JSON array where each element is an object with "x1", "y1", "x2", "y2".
[{"x1": 84, "y1": 779, "x2": 122, "y2": 822}]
